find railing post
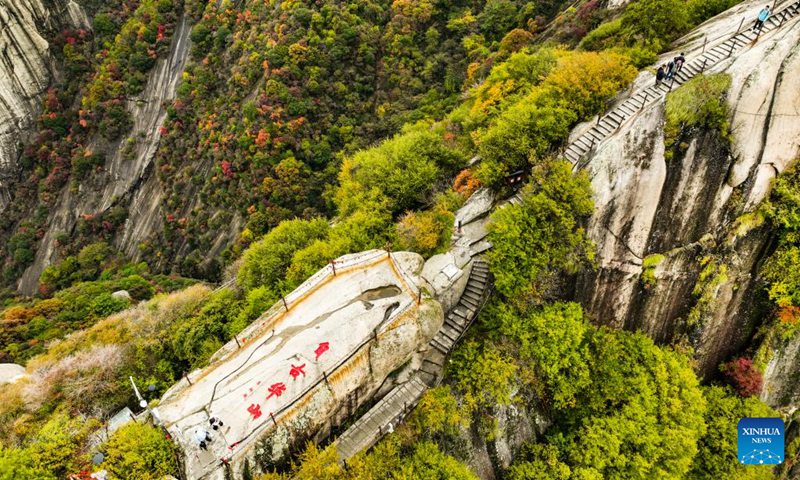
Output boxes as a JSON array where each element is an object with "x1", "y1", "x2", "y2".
[
  {"x1": 270, "y1": 412, "x2": 277, "y2": 427},
  {"x1": 281, "y1": 295, "x2": 288, "y2": 312},
  {"x1": 702, "y1": 36, "x2": 707, "y2": 53},
  {"x1": 417, "y1": 290, "x2": 422, "y2": 304},
  {"x1": 728, "y1": 39, "x2": 736, "y2": 57},
  {"x1": 640, "y1": 92, "x2": 648, "y2": 110},
  {"x1": 184, "y1": 373, "x2": 192, "y2": 386},
  {"x1": 330, "y1": 260, "x2": 337, "y2": 276},
  {"x1": 737, "y1": 17, "x2": 745, "y2": 33},
  {"x1": 234, "y1": 336, "x2": 241, "y2": 349}
]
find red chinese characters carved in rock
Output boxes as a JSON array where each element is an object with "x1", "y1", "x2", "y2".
[
  {"x1": 314, "y1": 342, "x2": 330, "y2": 360},
  {"x1": 246, "y1": 403, "x2": 262, "y2": 420},
  {"x1": 289, "y1": 364, "x2": 306, "y2": 379},
  {"x1": 266, "y1": 382, "x2": 287, "y2": 400}
]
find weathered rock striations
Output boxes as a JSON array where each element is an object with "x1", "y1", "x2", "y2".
[
  {"x1": 0, "y1": 0, "x2": 87, "y2": 210},
  {"x1": 575, "y1": 1, "x2": 800, "y2": 378},
  {"x1": 16, "y1": 13, "x2": 193, "y2": 293}
]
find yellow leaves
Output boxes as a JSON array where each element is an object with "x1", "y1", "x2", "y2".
[
  {"x1": 543, "y1": 50, "x2": 637, "y2": 116},
  {"x1": 391, "y1": 0, "x2": 434, "y2": 23},
  {"x1": 466, "y1": 61, "x2": 481, "y2": 82},
  {"x1": 471, "y1": 79, "x2": 517, "y2": 116}
]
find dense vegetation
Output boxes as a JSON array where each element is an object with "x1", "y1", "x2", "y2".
[
  {"x1": 2, "y1": 0, "x2": 793, "y2": 479},
  {"x1": 0, "y1": 0, "x2": 182, "y2": 284}
]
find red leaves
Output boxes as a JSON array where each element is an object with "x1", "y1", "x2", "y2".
[
  {"x1": 221, "y1": 160, "x2": 234, "y2": 179},
  {"x1": 721, "y1": 357, "x2": 763, "y2": 397}
]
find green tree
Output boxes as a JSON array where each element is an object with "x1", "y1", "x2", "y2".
[
  {"x1": 486, "y1": 161, "x2": 594, "y2": 302},
  {"x1": 558, "y1": 329, "x2": 707, "y2": 479},
  {"x1": 238, "y1": 218, "x2": 330, "y2": 292},
  {"x1": 450, "y1": 341, "x2": 518, "y2": 415},
  {"x1": 488, "y1": 302, "x2": 592, "y2": 410},
  {"x1": 102, "y1": 423, "x2": 178, "y2": 480},
  {"x1": 506, "y1": 444, "x2": 572, "y2": 480},
  {"x1": 335, "y1": 124, "x2": 463, "y2": 216},
  {"x1": 687, "y1": 386, "x2": 777, "y2": 480}
]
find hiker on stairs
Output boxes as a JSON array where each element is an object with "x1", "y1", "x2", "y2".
[
  {"x1": 675, "y1": 53, "x2": 686, "y2": 73},
  {"x1": 666, "y1": 59, "x2": 677, "y2": 80},
  {"x1": 656, "y1": 65, "x2": 666, "y2": 86},
  {"x1": 753, "y1": 5, "x2": 771, "y2": 32}
]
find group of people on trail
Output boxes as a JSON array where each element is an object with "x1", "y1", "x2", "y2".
[
  {"x1": 655, "y1": 53, "x2": 685, "y2": 86},
  {"x1": 193, "y1": 416, "x2": 225, "y2": 451},
  {"x1": 653, "y1": 4, "x2": 777, "y2": 87},
  {"x1": 753, "y1": 5, "x2": 771, "y2": 33}
]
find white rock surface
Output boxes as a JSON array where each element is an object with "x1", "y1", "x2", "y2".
[
  {"x1": 576, "y1": 3, "x2": 800, "y2": 376},
  {"x1": 0, "y1": 362, "x2": 27, "y2": 383},
  {"x1": 111, "y1": 290, "x2": 132, "y2": 301},
  {"x1": 157, "y1": 250, "x2": 443, "y2": 479},
  {"x1": 455, "y1": 188, "x2": 494, "y2": 227}
]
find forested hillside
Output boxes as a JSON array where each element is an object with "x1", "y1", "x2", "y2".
[{"x1": 2, "y1": 0, "x2": 799, "y2": 479}]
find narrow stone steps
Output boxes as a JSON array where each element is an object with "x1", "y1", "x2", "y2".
[{"x1": 562, "y1": 0, "x2": 799, "y2": 168}]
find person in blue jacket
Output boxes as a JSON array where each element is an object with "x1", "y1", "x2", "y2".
[{"x1": 752, "y1": 5, "x2": 771, "y2": 32}]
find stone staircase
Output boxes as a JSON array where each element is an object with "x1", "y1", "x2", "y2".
[
  {"x1": 334, "y1": 260, "x2": 492, "y2": 461},
  {"x1": 418, "y1": 260, "x2": 492, "y2": 386},
  {"x1": 563, "y1": 1, "x2": 800, "y2": 168},
  {"x1": 334, "y1": 376, "x2": 427, "y2": 461}
]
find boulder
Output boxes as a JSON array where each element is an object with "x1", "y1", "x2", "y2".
[
  {"x1": 0, "y1": 363, "x2": 27, "y2": 384},
  {"x1": 111, "y1": 290, "x2": 132, "y2": 301}
]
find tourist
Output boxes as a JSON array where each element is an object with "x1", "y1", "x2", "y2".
[
  {"x1": 209, "y1": 416, "x2": 225, "y2": 431},
  {"x1": 675, "y1": 53, "x2": 686, "y2": 72},
  {"x1": 753, "y1": 5, "x2": 771, "y2": 32},
  {"x1": 666, "y1": 59, "x2": 676, "y2": 80},
  {"x1": 656, "y1": 65, "x2": 666, "y2": 86},
  {"x1": 194, "y1": 427, "x2": 213, "y2": 451}
]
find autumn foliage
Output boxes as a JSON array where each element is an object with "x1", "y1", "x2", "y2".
[{"x1": 721, "y1": 357, "x2": 763, "y2": 398}]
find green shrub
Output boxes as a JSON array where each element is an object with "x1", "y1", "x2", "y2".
[
  {"x1": 395, "y1": 193, "x2": 458, "y2": 258},
  {"x1": 26, "y1": 413, "x2": 99, "y2": 478},
  {"x1": 486, "y1": 161, "x2": 594, "y2": 302},
  {"x1": 238, "y1": 218, "x2": 330, "y2": 293},
  {"x1": 687, "y1": 386, "x2": 777, "y2": 479},
  {"x1": 102, "y1": 423, "x2": 178, "y2": 480},
  {"x1": 0, "y1": 448, "x2": 55, "y2": 480},
  {"x1": 286, "y1": 207, "x2": 394, "y2": 286},
  {"x1": 665, "y1": 74, "x2": 732, "y2": 149},
  {"x1": 477, "y1": 100, "x2": 576, "y2": 186},
  {"x1": 169, "y1": 288, "x2": 242, "y2": 368},
  {"x1": 476, "y1": 51, "x2": 636, "y2": 187},
  {"x1": 335, "y1": 124, "x2": 463, "y2": 216}
]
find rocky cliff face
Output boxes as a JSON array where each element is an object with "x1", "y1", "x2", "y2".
[
  {"x1": 575, "y1": 1, "x2": 800, "y2": 378},
  {"x1": 15, "y1": 13, "x2": 192, "y2": 293},
  {"x1": 0, "y1": 0, "x2": 87, "y2": 210}
]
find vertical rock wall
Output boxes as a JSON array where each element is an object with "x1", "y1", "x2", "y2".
[
  {"x1": 0, "y1": 0, "x2": 87, "y2": 210},
  {"x1": 576, "y1": 10, "x2": 800, "y2": 377},
  {"x1": 16, "y1": 13, "x2": 193, "y2": 293}
]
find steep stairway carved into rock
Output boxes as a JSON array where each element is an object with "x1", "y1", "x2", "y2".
[
  {"x1": 563, "y1": 1, "x2": 800, "y2": 168},
  {"x1": 334, "y1": 260, "x2": 492, "y2": 461}
]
